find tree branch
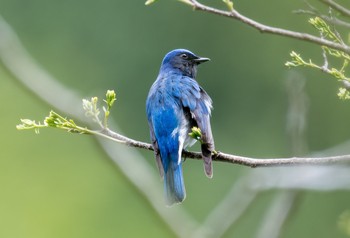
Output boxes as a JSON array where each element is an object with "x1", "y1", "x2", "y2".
[
  {"x1": 18, "y1": 106, "x2": 350, "y2": 168},
  {"x1": 99, "y1": 127, "x2": 350, "y2": 168},
  {"x1": 184, "y1": 0, "x2": 350, "y2": 54}
]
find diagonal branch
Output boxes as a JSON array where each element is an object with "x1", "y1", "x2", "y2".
[{"x1": 185, "y1": 0, "x2": 350, "y2": 54}]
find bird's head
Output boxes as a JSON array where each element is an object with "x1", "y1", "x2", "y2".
[{"x1": 160, "y1": 49, "x2": 210, "y2": 78}]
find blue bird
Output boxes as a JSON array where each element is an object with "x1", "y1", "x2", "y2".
[{"x1": 146, "y1": 49, "x2": 215, "y2": 205}]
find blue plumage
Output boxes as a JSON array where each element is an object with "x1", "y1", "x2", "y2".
[{"x1": 146, "y1": 49, "x2": 214, "y2": 205}]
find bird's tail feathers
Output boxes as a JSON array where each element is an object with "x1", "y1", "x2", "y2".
[
  {"x1": 164, "y1": 163, "x2": 186, "y2": 206},
  {"x1": 201, "y1": 143, "x2": 213, "y2": 178}
]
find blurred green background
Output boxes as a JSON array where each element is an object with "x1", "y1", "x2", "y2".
[{"x1": 1, "y1": 0, "x2": 350, "y2": 237}]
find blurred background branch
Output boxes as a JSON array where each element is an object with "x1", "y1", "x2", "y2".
[
  {"x1": 320, "y1": 0, "x2": 350, "y2": 17},
  {"x1": 0, "y1": 15, "x2": 199, "y2": 238}
]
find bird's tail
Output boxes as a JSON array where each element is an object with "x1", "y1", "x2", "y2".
[
  {"x1": 201, "y1": 143, "x2": 214, "y2": 178},
  {"x1": 164, "y1": 163, "x2": 186, "y2": 206}
]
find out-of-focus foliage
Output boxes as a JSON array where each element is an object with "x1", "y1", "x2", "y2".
[{"x1": 1, "y1": 0, "x2": 350, "y2": 237}]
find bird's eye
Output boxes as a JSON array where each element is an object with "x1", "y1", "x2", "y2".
[{"x1": 180, "y1": 53, "x2": 189, "y2": 59}]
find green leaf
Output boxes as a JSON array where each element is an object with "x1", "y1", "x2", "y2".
[{"x1": 222, "y1": 0, "x2": 234, "y2": 11}]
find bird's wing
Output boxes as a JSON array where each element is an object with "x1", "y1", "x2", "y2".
[
  {"x1": 177, "y1": 76, "x2": 215, "y2": 178},
  {"x1": 146, "y1": 88, "x2": 165, "y2": 179},
  {"x1": 148, "y1": 120, "x2": 164, "y2": 178}
]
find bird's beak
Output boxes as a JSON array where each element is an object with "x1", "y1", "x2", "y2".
[{"x1": 193, "y1": 57, "x2": 210, "y2": 64}]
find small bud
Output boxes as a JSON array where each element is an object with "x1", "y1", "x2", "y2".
[
  {"x1": 82, "y1": 98, "x2": 100, "y2": 118},
  {"x1": 105, "y1": 90, "x2": 116, "y2": 108},
  {"x1": 285, "y1": 61, "x2": 297, "y2": 68},
  {"x1": 91, "y1": 97, "x2": 98, "y2": 104},
  {"x1": 222, "y1": 0, "x2": 234, "y2": 11},
  {"x1": 21, "y1": 119, "x2": 35, "y2": 126},
  {"x1": 145, "y1": 0, "x2": 158, "y2": 5},
  {"x1": 338, "y1": 88, "x2": 350, "y2": 100},
  {"x1": 189, "y1": 127, "x2": 202, "y2": 141}
]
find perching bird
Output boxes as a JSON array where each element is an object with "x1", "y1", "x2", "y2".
[{"x1": 146, "y1": 49, "x2": 214, "y2": 205}]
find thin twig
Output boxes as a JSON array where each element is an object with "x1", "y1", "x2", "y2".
[
  {"x1": 321, "y1": 42, "x2": 329, "y2": 71},
  {"x1": 320, "y1": 0, "x2": 350, "y2": 17},
  {"x1": 294, "y1": 9, "x2": 350, "y2": 28},
  {"x1": 186, "y1": 0, "x2": 350, "y2": 54}
]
